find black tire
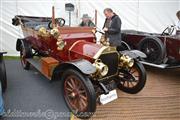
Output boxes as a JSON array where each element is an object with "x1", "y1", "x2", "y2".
[
  {"x1": 116, "y1": 61, "x2": 146, "y2": 94},
  {"x1": 0, "y1": 57, "x2": 7, "y2": 93},
  {"x1": 62, "y1": 69, "x2": 96, "y2": 119},
  {"x1": 138, "y1": 37, "x2": 166, "y2": 64},
  {"x1": 20, "y1": 40, "x2": 32, "y2": 70}
]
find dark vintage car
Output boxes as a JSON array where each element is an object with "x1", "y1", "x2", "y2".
[
  {"x1": 0, "y1": 52, "x2": 7, "y2": 93},
  {"x1": 12, "y1": 7, "x2": 147, "y2": 119},
  {"x1": 0, "y1": 52, "x2": 7, "y2": 116},
  {"x1": 121, "y1": 25, "x2": 180, "y2": 68}
]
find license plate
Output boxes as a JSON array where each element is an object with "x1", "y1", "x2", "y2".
[{"x1": 100, "y1": 89, "x2": 118, "y2": 105}]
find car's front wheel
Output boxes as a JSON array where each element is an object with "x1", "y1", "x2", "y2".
[
  {"x1": 116, "y1": 60, "x2": 146, "y2": 94},
  {"x1": 62, "y1": 69, "x2": 96, "y2": 119}
]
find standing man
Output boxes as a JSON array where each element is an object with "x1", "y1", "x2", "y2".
[{"x1": 103, "y1": 8, "x2": 122, "y2": 49}]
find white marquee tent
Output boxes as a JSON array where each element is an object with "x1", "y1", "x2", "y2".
[{"x1": 0, "y1": 0, "x2": 180, "y2": 56}]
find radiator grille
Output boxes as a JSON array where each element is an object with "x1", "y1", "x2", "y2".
[{"x1": 99, "y1": 52, "x2": 119, "y2": 77}]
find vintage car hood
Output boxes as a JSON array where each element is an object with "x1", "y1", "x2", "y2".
[
  {"x1": 69, "y1": 40, "x2": 102, "y2": 59},
  {"x1": 68, "y1": 40, "x2": 117, "y2": 62}
]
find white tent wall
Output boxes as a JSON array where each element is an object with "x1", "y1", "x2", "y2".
[
  {"x1": 0, "y1": 0, "x2": 179, "y2": 56},
  {"x1": 179, "y1": 0, "x2": 180, "y2": 9},
  {"x1": 138, "y1": 0, "x2": 180, "y2": 33},
  {"x1": 81, "y1": 0, "x2": 180, "y2": 32},
  {"x1": 0, "y1": 0, "x2": 78, "y2": 56}
]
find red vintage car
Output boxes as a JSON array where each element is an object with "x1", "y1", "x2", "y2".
[
  {"x1": 121, "y1": 26, "x2": 180, "y2": 68},
  {"x1": 12, "y1": 7, "x2": 146, "y2": 119}
]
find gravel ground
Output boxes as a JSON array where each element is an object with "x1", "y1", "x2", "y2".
[{"x1": 74, "y1": 67, "x2": 180, "y2": 120}]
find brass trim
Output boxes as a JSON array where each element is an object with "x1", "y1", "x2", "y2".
[
  {"x1": 68, "y1": 40, "x2": 85, "y2": 51},
  {"x1": 93, "y1": 46, "x2": 117, "y2": 59},
  {"x1": 68, "y1": 40, "x2": 86, "y2": 60},
  {"x1": 93, "y1": 46, "x2": 109, "y2": 59}
]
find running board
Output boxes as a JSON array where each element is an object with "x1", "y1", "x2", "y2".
[
  {"x1": 140, "y1": 61, "x2": 180, "y2": 69},
  {"x1": 26, "y1": 57, "x2": 59, "y2": 80},
  {"x1": 27, "y1": 58, "x2": 41, "y2": 71}
]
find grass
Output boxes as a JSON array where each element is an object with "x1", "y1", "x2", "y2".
[{"x1": 3, "y1": 56, "x2": 20, "y2": 60}]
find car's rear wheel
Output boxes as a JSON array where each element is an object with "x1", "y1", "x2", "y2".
[
  {"x1": 138, "y1": 37, "x2": 166, "y2": 64},
  {"x1": 116, "y1": 61, "x2": 146, "y2": 94},
  {"x1": 0, "y1": 56, "x2": 7, "y2": 93},
  {"x1": 121, "y1": 41, "x2": 131, "y2": 50},
  {"x1": 117, "y1": 41, "x2": 131, "y2": 51},
  {"x1": 62, "y1": 69, "x2": 96, "y2": 119},
  {"x1": 20, "y1": 40, "x2": 32, "y2": 70}
]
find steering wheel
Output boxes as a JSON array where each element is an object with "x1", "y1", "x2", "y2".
[
  {"x1": 48, "y1": 18, "x2": 65, "y2": 29},
  {"x1": 161, "y1": 25, "x2": 175, "y2": 36}
]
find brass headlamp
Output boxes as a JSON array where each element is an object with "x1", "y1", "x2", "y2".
[
  {"x1": 50, "y1": 27, "x2": 60, "y2": 39},
  {"x1": 38, "y1": 27, "x2": 50, "y2": 37},
  {"x1": 50, "y1": 27, "x2": 66, "y2": 50},
  {"x1": 119, "y1": 55, "x2": 134, "y2": 68},
  {"x1": 93, "y1": 59, "x2": 109, "y2": 77},
  {"x1": 100, "y1": 35, "x2": 110, "y2": 46}
]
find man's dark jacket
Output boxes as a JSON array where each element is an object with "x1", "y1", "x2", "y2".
[{"x1": 103, "y1": 14, "x2": 122, "y2": 46}]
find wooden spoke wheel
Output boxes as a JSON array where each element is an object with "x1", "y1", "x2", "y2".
[
  {"x1": 64, "y1": 75, "x2": 88, "y2": 111},
  {"x1": 20, "y1": 47, "x2": 29, "y2": 69},
  {"x1": 19, "y1": 41, "x2": 32, "y2": 70},
  {"x1": 62, "y1": 69, "x2": 96, "y2": 119},
  {"x1": 117, "y1": 61, "x2": 146, "y2": 94}
]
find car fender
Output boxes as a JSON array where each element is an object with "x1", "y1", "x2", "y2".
[
  {"x1": 121, "y1": 50, "x2": 147, "y2": 59},
  {"x1": 121, "y1": 41, "x2": 131, "y2": 50},
  {"x1": 51, "y1": 59, "x2": 96, "y2": 81}
]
